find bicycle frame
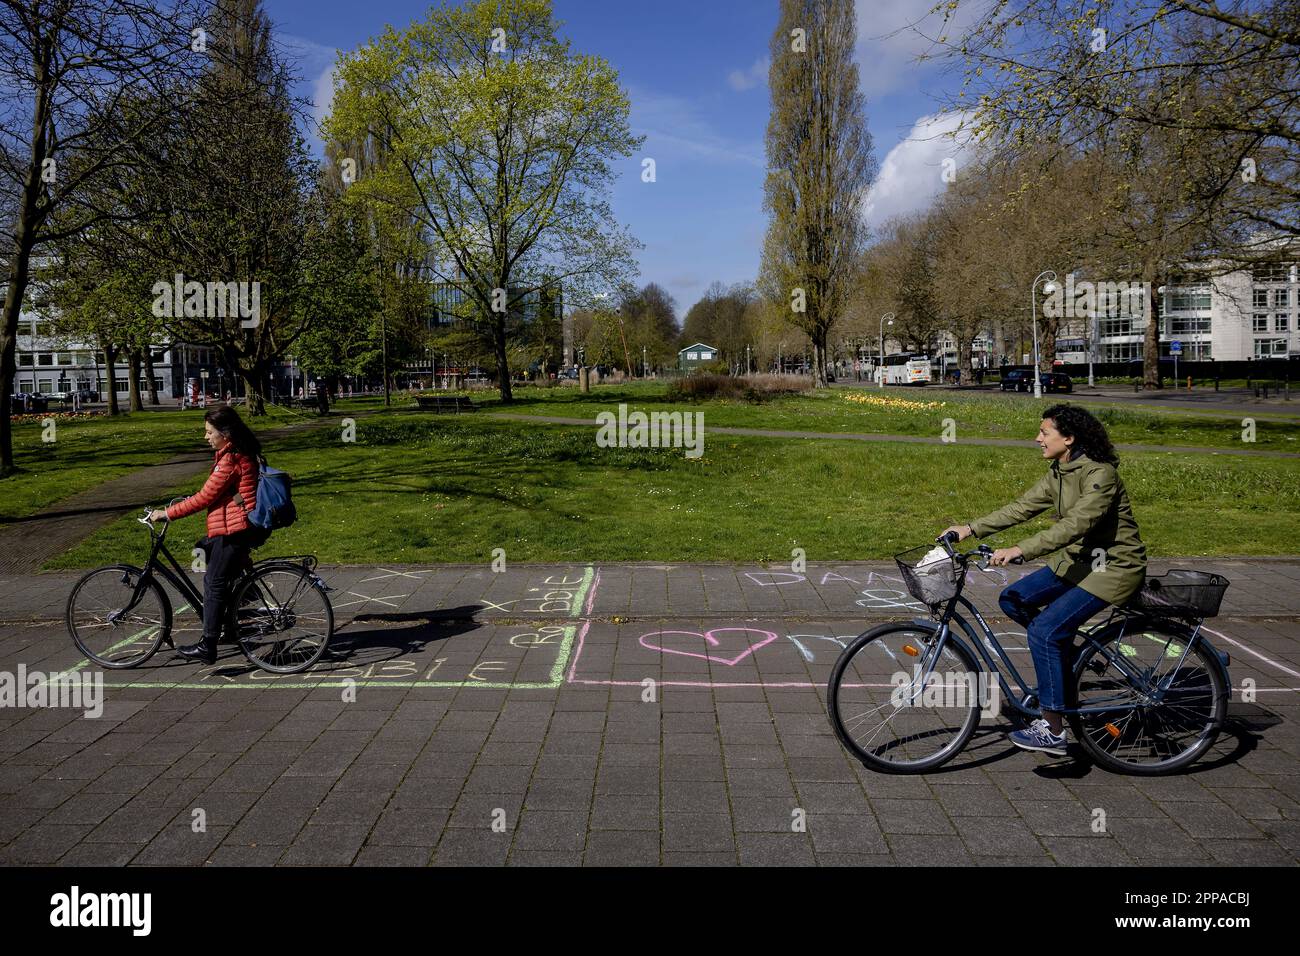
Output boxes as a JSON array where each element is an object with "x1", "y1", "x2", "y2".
[
  {"x1": 907, "y1": 555, "x2": 1225, "y2": 721},
  {"x1": 119, "y1": 521, "x2": 329, "y2": 635}
]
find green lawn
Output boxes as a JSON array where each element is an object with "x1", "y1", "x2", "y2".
[
  {"x1": 1, "y1": 404, "x2": 307, "y2": 523},
  {"x1": 478, "y1": 382, "x2": 1300, "y2": 451},
  {"x1": 47, "y1": 413, "x2": 1300, "y2": 569}
]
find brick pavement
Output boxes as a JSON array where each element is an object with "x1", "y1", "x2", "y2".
[{"x1": 1, "y1": 559, "x2": 1297, "y2": 866}]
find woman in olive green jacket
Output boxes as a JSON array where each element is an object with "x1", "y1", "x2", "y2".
[{"x1": 941, "y1": 404, "x2": 1146, "y2": 757}]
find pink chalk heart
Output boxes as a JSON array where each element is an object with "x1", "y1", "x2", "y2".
[{"x1": 639, "y1": 627, "x2": 778, "y2": 666}]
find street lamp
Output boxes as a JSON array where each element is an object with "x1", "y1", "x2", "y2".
[
  {"x1": 878, "y1": 312, "x2": 895, "y2": 389},
  {"x1": 1031, "y1": 270, "x2": 1057, "y2": 399}
]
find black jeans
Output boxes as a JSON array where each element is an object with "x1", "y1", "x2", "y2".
[{"x1": 196, "y1": 527, "x2": 269, "y2": 649}]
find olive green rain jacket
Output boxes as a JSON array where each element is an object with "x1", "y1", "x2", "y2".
[{"x1": 967, "y1": 453, "x2": 1148, "y2": 606}]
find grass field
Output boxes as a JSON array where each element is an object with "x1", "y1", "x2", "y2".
[
  {"x1": 48, "y1": 412, "x2": 1300, "y2": 569},
  {"x1": 1, "y1": 404, "x2": 309, "y2": 523},
  {"x1": 482, "y1": 382, "x2": 1300, "y2": 451}
]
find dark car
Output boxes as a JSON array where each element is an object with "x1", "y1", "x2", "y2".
[
  {"x1": 999, "y1": 368, "x2": 1033, "y2": 392},
  {"x1": 999, "y1": 369, "x2": 1073, "y2": 393},
  {"x1": 10, "y1": 392, "x2": 50, "y2": 414}
]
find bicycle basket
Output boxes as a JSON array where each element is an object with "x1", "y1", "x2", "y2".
[
  {"x1": 1128, "y1": 569, "x2": 1229, "y2": 619},
  {"x1": 894, "y1": 544, "x2": 964, "y2": 607}
]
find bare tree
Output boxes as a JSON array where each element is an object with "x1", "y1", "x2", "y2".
[{"x1": 0, "y1": 0, "x2": 201, "y2": 474}]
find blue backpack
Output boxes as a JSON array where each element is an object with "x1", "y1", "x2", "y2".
[{"x1": 247, "y1": 458, "x2": 297, "y2": 530}]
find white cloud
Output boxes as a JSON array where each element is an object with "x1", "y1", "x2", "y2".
[
  {"x1": 279, "y1": 34, "x2": 340, "y2": 137},
  {"x1": 629, "y1": 87, "x2": 764, "y2": 168},
  {"x1": 727, "y1": 57, "x2": 770, "y2": 92},
  {"x1": 853, "y1": 0, "x2": 989, "y2": 98},
  {"x1": 862, "y1": 110, "x2": 979, "y2": 230}
]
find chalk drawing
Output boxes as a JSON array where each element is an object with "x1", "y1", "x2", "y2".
[
  {"x1": 638, "y1": 627, "x2": 779, "y2": 666},
  {"x1": 91, "y1": 567, "x2": 597, "y2": 690}
]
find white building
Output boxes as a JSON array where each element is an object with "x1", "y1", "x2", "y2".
[
  {"x1": 1052, "y1": 260, "x2": 1298, "y2": 364},
  {"x1": 7, "y1": 275, "x2": 222, "y2": 400}
]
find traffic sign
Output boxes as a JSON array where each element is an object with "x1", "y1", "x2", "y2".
[{"x1": 1170, "y1": 340, "x2": 1183, "y2": 354}]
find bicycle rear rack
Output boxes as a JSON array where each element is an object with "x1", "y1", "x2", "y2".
[{"x1": 255, "y1": 554, "x2": 317, "y2": 571}]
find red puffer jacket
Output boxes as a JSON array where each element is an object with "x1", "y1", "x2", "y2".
[{"x1": 165, "y1": 445, "x2": 259, "y2": 537}]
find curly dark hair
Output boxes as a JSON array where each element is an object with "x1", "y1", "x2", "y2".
[{"x1": 1041, "y1": 403, "x2": 1119, "y2": 466}]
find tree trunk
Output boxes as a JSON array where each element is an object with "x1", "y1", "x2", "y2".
[
  {"x1": 241, "y1": 368, "x2": 266, "y2": 415},
  {"x1": 0, "y1": 232, "x2": 36, "y2": 477},
  {"x1": 127, "y1": 350, "x2": 143, "y2": 412},
  {"x1": 1142, "y1": 268, "x2": 1162, "y2": 390},
  {"x1": 811, "y1": 327, "x2": 829, "y2": 387},
  {"x1": 958, "y1": 336, "x2": 972, "y2": 385},
  {"x1": 0, "y1": 265, "x2": 24, "y2": 475},
  {"x1": 104, "y1": 343, "x2": 120, "y2": 416},
  {"x1": 144, "y1": 348, "x2": 159, "y2": 406},
  {"x1": 1039, "y1": 324, "x2": 1056, "y2": 377},
  {"x1": 494, "y1": 316, "x2": 513, "y2": 403}
]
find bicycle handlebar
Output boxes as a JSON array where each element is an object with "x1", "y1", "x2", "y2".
[{"x1": 936, "y1": 532, "x2": 1023, "y2": 566}]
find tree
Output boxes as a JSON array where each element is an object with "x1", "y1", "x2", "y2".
[
  {"x1": 130, "y1": 0, "x2": 327, "y2": 414},
  {"x1": 680, "y1": 282, "x2": 759, "y2": 368},
  {"x1": 324, "y1": 0, "x2": 642, "y2": 403},
  {"x1": 760, "y1": 0, "x2": 876, "y2": 387},
  {"x1": 931, "y1": 0, "x2": 1292, "y2": 386},
  {"x1": 934, "y1": 0, "x2": 1299, "y2": 241},
  {"x1": 618, "y1": 282, "x2": 679, "y2": 373},
  {"x1": 0, "y1": 0, "x2": 201, "y2": 474}
]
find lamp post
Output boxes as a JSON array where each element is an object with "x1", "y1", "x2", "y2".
[
  {"x1": 1031, "y1": 270, "x2": 1057, "y2": 399},
  {"x1": 878, "y1": 312, "x2": 895, "y2": 388}
]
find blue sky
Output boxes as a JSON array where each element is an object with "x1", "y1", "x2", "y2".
[{"x1": 267, "y1": 0, "x2": 980, "y2": 318}]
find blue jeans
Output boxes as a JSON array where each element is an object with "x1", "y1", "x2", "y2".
[{"x1": 998, "y1": 566, "x2": 1109, "y2": 712}]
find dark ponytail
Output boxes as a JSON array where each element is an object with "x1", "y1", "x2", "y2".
[
  {"x1": 205, "y1": 405, "x2": 262, "y2": 460},
  {"x1": 1042, "y1": 403, "x2": 1119, "y2": 466}
]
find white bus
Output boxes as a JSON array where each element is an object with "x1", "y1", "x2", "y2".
[{"x1": 876, "y1": 353, "x2": 932, "y2": 385}]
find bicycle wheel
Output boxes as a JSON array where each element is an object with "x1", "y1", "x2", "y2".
[
  {"x1": 1069, "y1": 620, "x2": 1227, "y2": 775},
  {"x1": 67, "y1": 565, "x2": 171, "y2": 668},
  {"x1": 828, "y1": 622, "x2": 985, "y2": 773},
  {"x1": 231, "y1": 564, "x2": 333, "y2": 674}
]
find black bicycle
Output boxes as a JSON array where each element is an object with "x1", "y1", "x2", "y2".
[
  {"x1": 66, "y1": 505, "x2": 334, "y2": 674},
  {"x1": 827, "y1": 533, "x2": 1231, "y2": 776}
]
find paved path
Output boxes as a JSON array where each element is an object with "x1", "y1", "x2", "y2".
[
  {"x1": 1, "y1": 559, "x2": 1297, "y2": 866},
  {"x1": 487, "y1": 412, "x2": 1300, "y2": 459},
  {"x1": 0, "y1": 411, "x2": 344, "y2": 576}
]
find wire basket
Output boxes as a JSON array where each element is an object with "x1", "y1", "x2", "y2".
[
  {"x1": 1127, "y1": 569, "x2": 1230, "y2": 619},
  {"x1": 895, "y1": 544, "x2": 964, "y2": 607}
]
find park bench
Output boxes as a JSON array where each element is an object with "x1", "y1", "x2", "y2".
[{"x1": 414, "y1": 394, "x2": 479, "y2": 414}]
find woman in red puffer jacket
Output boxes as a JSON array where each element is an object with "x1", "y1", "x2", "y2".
[{"x1": 148, "y1": 405, "x2": 268, "y2": 664}]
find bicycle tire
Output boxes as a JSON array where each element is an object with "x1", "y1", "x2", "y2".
[
  {"x1": 828, "y1": 621, "x2": 985, "y2": 774},
  {"x1": 231, "y1": 563, "x2": 333, "y2": 674},
  {"x1": 66, "y1": 565, "x2": 171, "y2": 669},
  {"x1": 1068, "y1": 618, "x2": 1227, "y2": 775}
]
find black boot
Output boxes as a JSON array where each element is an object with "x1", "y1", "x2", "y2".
[{"x1": 176, "y1": 640, "x2": 216, "y2": 665}]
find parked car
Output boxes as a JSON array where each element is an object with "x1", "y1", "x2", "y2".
[
  {"x1": 73, "y1": 388, "x2": 100, "y2": 403},
  {"x1": 9, "y1": 392, "x2": 49, "y2": 414},
  {"x1": 999, "y1": 369, "x2": 1073, "y2": 393}
]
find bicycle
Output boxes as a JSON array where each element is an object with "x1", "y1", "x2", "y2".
[
  {"x1": 827, "y1": 533, "x2": 1232, "y2": 776},
  {"x1": 66, "y1": 504, "x2": 335, "y2": 674}
]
